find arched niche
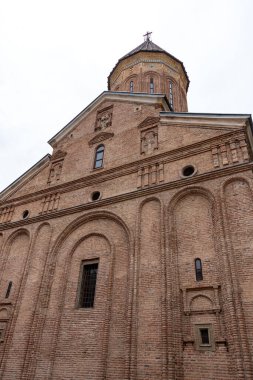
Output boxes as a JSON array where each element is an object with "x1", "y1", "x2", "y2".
[
  {"x1": 0, "y1": 230, "x2": 30, "y2": 301},
  {"x1": 36, "y1": 212, "x2": 132, "y2": 380},
  {"x1": 137, "y1": 197, "x2": 164, "y2": 378},
  {"x1": 170, "y1": 189, "x2": 218, "y2": 288}
]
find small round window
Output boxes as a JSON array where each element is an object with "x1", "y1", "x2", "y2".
[
  {"x1": 182, "y1": 165, "x2": 196, "y2": 178},
  {"x1": 91, "y1": 191, "x2": 101, "y2": 201},
  {"x1": 22, "y1": 210, "x2": 29, "y2": 219}
]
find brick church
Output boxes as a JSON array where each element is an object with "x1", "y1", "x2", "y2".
[{"x1": 0, "y1": 34, "x2": 253, "y2": 379}]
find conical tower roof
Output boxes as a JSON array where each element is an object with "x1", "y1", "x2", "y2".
[{"x1": 120, "y1": 39, "x2": 166, "y2": 59}]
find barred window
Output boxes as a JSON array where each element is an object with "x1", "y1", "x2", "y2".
[
  {"x1": 130, "y1": 80, "x2": 134, "y2": 93},
  {"x1": 79, "y1": 261, "x2": 98, "y2": 308}
]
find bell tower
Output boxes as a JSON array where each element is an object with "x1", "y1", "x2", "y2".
[{"x1": 108, "y1": 33, "x2": 189, "y2": 112}]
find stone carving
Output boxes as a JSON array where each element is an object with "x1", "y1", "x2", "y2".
[
  {"x1": 181, "y1": 286, "x2": 220, "y2": 316},
  {"x1": 88, "y1": 131, "x2": 114, "y2": 146},
  {"x1": 211, "y1": 136, "x2": 249, "y2": 169},
  {"x1": 137, "y1": 116, "x2": 160, "y2": 129},
  {"x1": 40, "y1": 193, "x2": 60, "y2": 214},
  {"x1": 51, "y1": 149, "x2": 67, "y2": 161},
  {"x1": 137, "y1": 162, "x2": 164, "y2": 188},
  {"x1": 141, "y1": 127, "x2": 158, "y2": 154},
  {"x1": 48, "y1": 150, "x2": 67, "y2": 185},
  {"x1": 0, "y1": 305, "x2": 11, "y2": 343},
  {"x1": 95, "y1": 105, "x2": 113, "y2": 132},
  {"x1": 0, "y1": 206, "x2": 14, "y2": 224}
]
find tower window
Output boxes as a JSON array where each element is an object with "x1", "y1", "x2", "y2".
[
  {"x1": 130, "y1": 81, "x2": 134, "y2": 93},
  {"x1": 79, "y1": 261, "x2": 99, "y2": 308},
  {"x1": 94, "y1": 145, "x2": 104, "y2": 169},
  {"x1": 195, "y1": 258, "x2": 203, "y2": 281},
  {"x1": 169, "y1": 81, "x2": 173, "y2": 107},
  {"x1": 150, "y1": 78, "x2": 154, "y2": 94}
]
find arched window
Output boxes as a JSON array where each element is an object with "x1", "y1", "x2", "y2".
[
  {"x1": 130, "y1": 81, "x2": 134, "y2": 93},
  {"x1": 169, "y1": 81, "x2": 173, "y2": 107},
  {"x1": 195, "y1": 258, "x2": 203, "y2": 281},
  {"x1": 5, "y1": 281, "x2": 12, "y2": 298},
  {"x1": 150, "y1": 78, "x2": 154, "y2": 94},
  {"x1": 94, "y1": 145, "x2": 104, "y2": 169}
]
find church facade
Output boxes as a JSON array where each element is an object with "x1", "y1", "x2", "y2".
[{"x1": 0, "y1": 36, "x2": 253, "y2": 379}]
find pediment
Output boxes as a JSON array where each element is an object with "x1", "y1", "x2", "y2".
[
  {"x1": 137, "y1": 117, "x2": 160, "y2": 129},
  {"x1": 88, "y1": 132, "x2": 114, "y2": 146}
]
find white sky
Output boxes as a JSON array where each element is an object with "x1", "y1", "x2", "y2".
[{"x1": 1, "y1": 0, "x2": 252, "y2": 191}]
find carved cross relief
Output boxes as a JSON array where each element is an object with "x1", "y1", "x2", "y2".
[
  {"x1": 47, "y1": 150, "x2": 67, "y2": 185},
  {"x1": 141, "y1": 126, "x2": 158, "y2": 154},
  {"x1": 95, "y1": 105, "x2": 113, "y2": 132}
]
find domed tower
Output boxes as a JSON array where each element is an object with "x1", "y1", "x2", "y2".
[{"x1": 108, "y1": 32, "x2": 189, "y2": 112}]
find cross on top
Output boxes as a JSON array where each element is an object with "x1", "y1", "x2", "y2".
[{"x1": 143, "y1": 31, "x2": 152, "y2": 41}]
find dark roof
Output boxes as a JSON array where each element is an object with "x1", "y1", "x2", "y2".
[
  {"x1": 108, "y1": 39, "x2": 190, "y2": 91},
  {"x1": 120, "y1": 39, "x2": 166, "y2": 59}
]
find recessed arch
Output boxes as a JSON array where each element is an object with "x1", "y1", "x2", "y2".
[
  {"x1": 124, "y1": 74, "x2": 138, "y2": 92},
  {"x1": 190, "y1": 294, "x2": 214, "y2": 311},
  {"x1": 3, "y1": 228, "x2": 30, "y2": 252},
  {"x1": 222, "y1": 175, "x2": 252, "y2": 196},
  {"x1": 0, "y1": 307, "x2": 9, "y2": 320},
  {"x1": 51, "y1": 210, "x2": 132, "y2": 258},
  {"x1": 143, "y1": 71, "x2": 161, "y2": 93},
  {"x1": 36, "y1": 210, "x2": 133, "y2": 380},
  {"x1": 168, "y1": 186, "x2": 216, "y2": 214}
]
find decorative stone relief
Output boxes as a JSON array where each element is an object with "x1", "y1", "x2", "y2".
[
  {"x1": 88, "y1": 131, "x2": 114, "y2": 146},
  {"x1": 138, "y1": 116, "x2": 160, "y2": 129},
  {"x1": 141, "y1": 127, "x2": 158, "y2": 154},
  {"x1": 137, "y1": 162, "x2": 164, "y2": 188},
  {"x1": 0, "y1": 305, "x2": 11, "y2": 343},
  {"x1": 95, "y1": 105, "x2": 113, "y2": 132},
  {"x1": 0, "y1": 206, "x2": 14, "y2": 224},
  {"x1": 211, "y1": 136, "x2": 249, "y2": 168},
  {"x1": 181, "y1": 286, "x2": 221, "y2": 316},
  {"x1": 40, "y1": 193, "x2": 60, "y2": 214},
  {"x1": 181, "y1": 286, "x2": 227, "y2": 349},
  {"x1": 47, "y1": 150, "x2": 67, "y2": 185}
]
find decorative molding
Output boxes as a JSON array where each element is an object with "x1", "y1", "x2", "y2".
[
  {"x1": 182, "y1": 285, "x2": 221, "y2": 316},
  {"x1": 47, "y1": 150, "x2": 67, "y2": 185},
  {"x1": 94, "y1": 105, "x2": 113, "y2": 132},
  {"x1": 51, "y1": 150, "x2": 67, "y2": 163},
  {"x1": 0, "y1": 130, "x2": 251, "y2": 208},
  {"x1": 0, "y1": 164, "x2": 252, "y2": 232},
  {"x1": 0, "y1": 206, "x2": 14, "y2": 224},
  {"x1": 88, "y1": 132, "x2": 114, "y2": 146},
  {"x1": 211, "y1": 136, "x2": 249, "y2": 169},
  {"x1": 40, "y1": 193, "x2": 60, "y2": 214},
  {"x1": 137, "y1": 163, "x2": 164, "y2": 188},
  {"x1": 137, "y1": 116, "x2": 160, "y2": 129}
]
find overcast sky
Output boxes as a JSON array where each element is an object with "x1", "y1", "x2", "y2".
[{"x1": 1, "y1": 0, "x2": 252, "y2": 191}]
